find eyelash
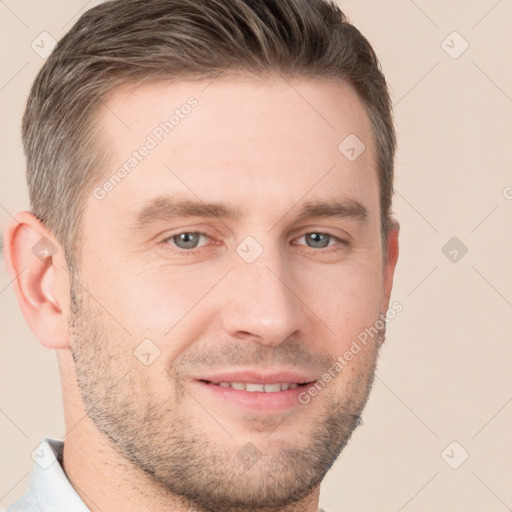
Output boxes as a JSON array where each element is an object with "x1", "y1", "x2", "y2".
[{"x1": 160, "y1": 230, "x2": 350, "y2": 256}]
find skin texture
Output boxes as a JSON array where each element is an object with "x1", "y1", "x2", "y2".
[{"x1": 4, "y1": 76, "x2": 399, "y2": 512}]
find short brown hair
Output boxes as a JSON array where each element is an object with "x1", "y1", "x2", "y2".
[{"x1": 23, "y1": 0, "x2": 396, "y2": 269}]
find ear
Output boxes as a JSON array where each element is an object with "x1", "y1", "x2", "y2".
[
  {"x1": 380, "y1": 220, "x2": 400, "y2": 315},
  {"x1": 3, "y1": 211, "x2": 71, "y2": 349}
]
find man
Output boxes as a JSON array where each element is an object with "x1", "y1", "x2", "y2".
[{"x1": 3, "y1": 0, "x2": 399, "y2": 510}]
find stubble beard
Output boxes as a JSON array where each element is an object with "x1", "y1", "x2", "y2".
[{"x1": 68, "y1": 274, "x2": 381, "y2": 512}]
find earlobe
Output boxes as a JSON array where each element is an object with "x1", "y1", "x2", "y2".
[{"x1": 3, "y1": 211, "x2": 71, "y2": 349}]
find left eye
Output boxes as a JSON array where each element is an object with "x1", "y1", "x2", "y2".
[{"x1": 296, "y1": 232, "x2": 338, "y2": 249}]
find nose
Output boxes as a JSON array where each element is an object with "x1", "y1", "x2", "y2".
[{"x1": 220, "y1": 249, "x2": 306, "y2": 347}]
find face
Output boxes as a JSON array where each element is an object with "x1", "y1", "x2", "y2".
[{"x1": 69, "y1": 76, "x2": 396, "y2": 511}]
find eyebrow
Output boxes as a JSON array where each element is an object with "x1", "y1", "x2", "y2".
[{"x1": 132, "y1": 196, "x2": 368, "y2": 229}]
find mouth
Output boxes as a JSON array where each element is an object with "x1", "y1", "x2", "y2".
[
  {"x1": 198, "y1": 380, "x2": 313, "y2": 392},
  {"x1": 193, "y1": 376, "x2": 318, "y2": 413}
]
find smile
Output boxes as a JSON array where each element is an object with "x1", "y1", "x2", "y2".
[{"x1": 205, "y1": 381, "x2": 307, "y2": 392}]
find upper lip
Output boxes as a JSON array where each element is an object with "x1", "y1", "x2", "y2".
[{"x1": 194, "y1": 369, "x2": 319, "y2": 385}]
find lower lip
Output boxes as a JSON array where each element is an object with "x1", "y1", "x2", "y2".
[{"x1": 193, "y1": 381, "x2": 316, "y2": 413}]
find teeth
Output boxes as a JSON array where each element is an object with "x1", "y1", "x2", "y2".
[
  {"x1": 246, "y1": 383, "x2": 265, "y2": 392},
  {"x1": 214, "y1": 382, "x2": 301, "y2": 392}
]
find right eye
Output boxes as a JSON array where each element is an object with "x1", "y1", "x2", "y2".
[{"x1": 161, "y1": 231, "x2": 212, "y2": 253}]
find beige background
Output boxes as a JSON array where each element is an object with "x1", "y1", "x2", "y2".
[{"x1": 1, "y1": 1, "x2": 511, "y2": 511}]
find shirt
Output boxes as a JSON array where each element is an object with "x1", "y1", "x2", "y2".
[{"x1": 5, "y1": 438, "x2": 330, "y2": 512}]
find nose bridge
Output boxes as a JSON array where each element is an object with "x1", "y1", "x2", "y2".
[{"x1": 221, "y1": 239, "x2": 305, "y2": 345}]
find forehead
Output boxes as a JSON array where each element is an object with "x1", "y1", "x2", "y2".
[
  {"x1": 89, "y1": 76, "x2": 378, "y2": 225},
  {"x1": 99, "y1": 75, "x2": 373, "y2": 153}
]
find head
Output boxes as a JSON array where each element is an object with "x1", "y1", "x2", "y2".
[{"x1": 5, "y1": 1, "x2": 399, "y2": 511}]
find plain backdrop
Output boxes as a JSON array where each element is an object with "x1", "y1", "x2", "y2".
[{"x1": 1, "y1": 1, "x2": 511, "y2": 511}]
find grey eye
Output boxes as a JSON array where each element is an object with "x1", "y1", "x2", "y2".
[
  {"x1": 171, "y1": 232, "x2": 204, "y2": 249},
  {"x1": 304, "y1": 233, "x2": 332, "y2": 248}
]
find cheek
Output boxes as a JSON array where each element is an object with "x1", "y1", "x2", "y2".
[
  {"x1": 77, "y1": 219, "x2": 220, "y2": 336},
  {"x1": 297, "y1": 259, "x2": 383, "y2": 348},
  {"x1": 93, "y1": 263, "x2": 224, "y2": 356}
]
